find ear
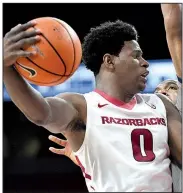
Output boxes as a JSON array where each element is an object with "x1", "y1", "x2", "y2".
[{"x1": 103, "y1": 54, "x2": 115, "y2": 70}]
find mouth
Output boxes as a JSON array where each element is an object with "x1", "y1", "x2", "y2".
[
  {"x1": 140, "y1": 71, "x2": 149, "y2": 82},
  {"x1": 141, "y1": 71, "x2": 149, "y2": 78}
]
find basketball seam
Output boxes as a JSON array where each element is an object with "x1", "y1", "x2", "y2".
[
  {"x1": 33, "y1": 26, "x2": 67, "y2": 77},
  {"x1": 54, "y1": 20, "x2": 76, "y2": 75},
  {"x1": 19, "y1": 45, "x2": 71, "y2": 77},
  {"x1": 26, "y1": 56, "x2": 71, "y2": 76},
  {"x1": 15, "y1": 61, "x2": 64, "y2": 85}
]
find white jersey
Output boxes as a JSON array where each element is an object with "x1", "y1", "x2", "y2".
[
  {"x1": 172, "y1": 80, "x2": 182, "y2": 192},
  {"x1": 74, "y1": 90, "x2": 172, "y2": 192}
]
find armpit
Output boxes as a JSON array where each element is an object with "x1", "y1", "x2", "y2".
[{"x1": 66, "y1": 116, "x2": 86, "y2": 132}]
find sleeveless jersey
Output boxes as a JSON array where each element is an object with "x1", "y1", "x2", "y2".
[{"x1": 74, "y1": 89, "x2": 172, "y2": 192}]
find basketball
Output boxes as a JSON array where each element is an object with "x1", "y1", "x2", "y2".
[{"x1": 15, "y1": 17, "x2": 82, "y2": 86}]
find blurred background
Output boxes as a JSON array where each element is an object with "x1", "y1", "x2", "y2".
[{"x1": 3, "y1": 3, "x2": 177, "y2": 193}]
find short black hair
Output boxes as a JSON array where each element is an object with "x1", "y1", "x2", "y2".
[{"x1": 82, "y1": 20, "x2": 138, "y2": 76}]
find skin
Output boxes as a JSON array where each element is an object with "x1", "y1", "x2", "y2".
[
  {"x1": 155, "y1": 80, "x2": 179, "y2": 105},
  {"x1": 3, "y1": 4, "x2": 182, "y2": 175},
  {"x1": 161, "y1": 4, "x2": 182, "y2": 78}
]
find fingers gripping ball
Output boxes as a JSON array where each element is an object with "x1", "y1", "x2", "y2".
[{"x1": 15, "y1": 17, "x2": 82, "y2": 86}]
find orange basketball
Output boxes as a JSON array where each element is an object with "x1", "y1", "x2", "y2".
[{"x1": 15, "y1": 17, "x2": 82, "y2": 86}]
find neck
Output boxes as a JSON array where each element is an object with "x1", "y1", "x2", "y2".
[{"x1": 96, "y1": 74, "x2": 135, "y2": 103}]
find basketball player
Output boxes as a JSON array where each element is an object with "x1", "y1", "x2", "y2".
[
  {"x1": 3, "y1": 4, "x2": 182, "y2": 192},
  {"x1": 48, "y1": 6, "x2": 183, "y2": 193},
  {"x1": 48, "y1": 78, "x2": 182, "y2": 190}
]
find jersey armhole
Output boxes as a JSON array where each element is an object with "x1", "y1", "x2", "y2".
[
  {"x1": 154, "y1": 94, "x2": 168, "y2": 121},
  {"x1": 73, "y1": 93, "x2": 90, "y2": 155}
]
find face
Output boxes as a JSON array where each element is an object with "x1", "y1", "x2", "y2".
[
  {"x1": 154, "y1": 80, "x2": 179, "y2": 104},
  {"x1": 104, "y1": 40, "x2": 149, "y2": 94}
]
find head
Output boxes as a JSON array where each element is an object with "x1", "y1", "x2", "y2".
[
  {"x1": 154, "y1": 79, "x2": 179, "y2": 104},
  {"x1": 82, "y1": 20, "x2": 149, "y2": 95}
]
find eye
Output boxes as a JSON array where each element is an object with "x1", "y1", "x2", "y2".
[
  {"x1": 169, "y1": 86, "x2": 177, "y2": 90},
  {"x1": 134, "y1": 54, "x2": 141, "y2": 59},
  {"x1": 132, "y1": 50, "x2": 143, "y2": 59}
]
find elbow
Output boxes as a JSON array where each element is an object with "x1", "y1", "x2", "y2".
[
  {"x1": 24, "y1": 100, "x2": 52, "y2": 126},
  {"x1": 26, "y1": 111, "x2": 51, "y2": 126}
]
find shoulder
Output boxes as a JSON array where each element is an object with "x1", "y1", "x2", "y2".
[
  {"x1": 55, "y1": 92, "x2": 87, "y2": 122},
  {"x1": 55, "y1": 92, "x2": 86, "y2": 109},
  {"x1": 56, "y1": 92, "x2": 85, "y2": 103},
  {"x1": 155, "y1": 93, "x2": 180, "y2": 115},
  {"x1": 137, "y1": 93, "x2": 159, "y2": 103}
]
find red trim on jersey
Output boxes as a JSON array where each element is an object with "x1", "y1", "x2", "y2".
[
  {"x1": 94, "y1": 89, "x2": 137, "y2": 110},
  {"x1": 75, "y1": 156, "x2": 92, "y2": 180}
]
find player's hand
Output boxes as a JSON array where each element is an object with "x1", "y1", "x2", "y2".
[
  {"x1": 3, "y1": 21, "x2": 41, "y2": 67},
  {"x1": 48, "y1": 135, "x2": 79, "y2": 166}
]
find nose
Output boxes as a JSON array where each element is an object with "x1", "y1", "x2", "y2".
[
  {"x1": 141, "y1": 58, "x2": 149, "y2": 68},
  {"x1": 158, "y1": 90, "x2": 169, "y2": 96},
  {"x1": 161, "y1": 91, "x2": 167, "y2": 95}
]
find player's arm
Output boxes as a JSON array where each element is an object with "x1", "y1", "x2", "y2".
[
  {"x1": 161, "y1": 4, "x2": 182, "y2": 79},
  {"x1": 3, "y1": 22, "x2": 78, "y2": 133},
  {"x1": 157, "y1": 94, "x2": 182, "y2": 168}
]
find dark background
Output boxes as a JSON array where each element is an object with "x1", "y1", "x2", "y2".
[{"x1": 3, "y1": 3, "x2": 171, "y2": 193}]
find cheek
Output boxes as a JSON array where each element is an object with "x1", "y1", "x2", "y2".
[
  {"x1": 173, "y1": 92, "x2": 178, "y2": 99},
  {"x1": 169, "y1": 92, "x2": 177, "y2": 100},
  {"x1": 129, "y1": 59, "x2": 140, "y2": 70},
  {"x1": 117, "y1": 58, "x2": 139, "y2": 75},
  {"x1": 122, "y1": 58, "x2": 135, "y2": 69},
  {"x1": 171, "y1": 90, "x2": 178, "y2": 96}
]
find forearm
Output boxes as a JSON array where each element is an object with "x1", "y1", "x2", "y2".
[
  {"x1": 161, "y1": 4, "x2": 182, "y2": 34},
  {"x1": 161, "y1": 4, "x2": 182, "y2": 77},
  {"x1": 3, "y1": 66, "x2": 50, "y2": 125}
]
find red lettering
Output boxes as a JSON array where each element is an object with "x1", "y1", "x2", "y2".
[
  {"x1": 150, "y1": 118, "x2": 157, "y2": 125},
  {"x1": 129, "y1": 119, "x2": 137, "y2": 126},
  {"x1": 101, "y1": 116, "x2": 166, "y2": 127},
  {"x1": 121, "y1": 119, "x2": 130, "y2": 125},
  {"x1": 136, "y1": 119, "x2": 143, "y2": 126},
  {"x1": 161, "y1": 118, "x2": 166, "y2": 126},
  {"x1": 144, "y1": 118, "x2": 152, "y2": 126},
  {"x1": 110, "y1": 117, "x2": 117, "y2": 124},
  {"x1": 156, "y1": 118, "x2": 162, "y2": 125},
  {"x1": 115, "y1": 118, "x2": 122, "y2": 124},
  {"x1": 101, "y1": 116, "x2": 111, "y2": 124}
]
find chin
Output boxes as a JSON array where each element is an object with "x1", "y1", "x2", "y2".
[{"x1": 138, "y1": 83, "x2": 146, "y2": 92}]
